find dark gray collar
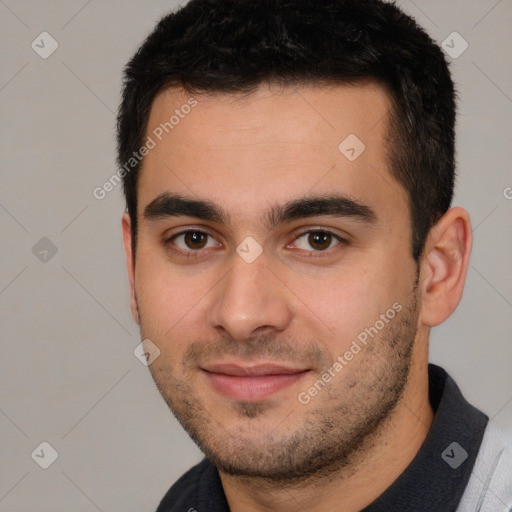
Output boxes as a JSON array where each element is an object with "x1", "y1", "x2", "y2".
[{"x1": 362, "y1": 363, "x2": 488, "y2": 511}]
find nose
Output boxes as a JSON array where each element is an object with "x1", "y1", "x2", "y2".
[{"x1": 208, "y1": 249, "x2": 293, "y2": 342}]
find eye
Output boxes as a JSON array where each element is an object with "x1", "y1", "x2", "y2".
[
  {"x1": 165, "y1": 228, "x2": 347, "y2": 259},
  {"x1": 168, "y1": 230, "x2": 220, "y2": 253},
  {"x1": 292, "y1": 230, "x2": 345, "y2": 252}
]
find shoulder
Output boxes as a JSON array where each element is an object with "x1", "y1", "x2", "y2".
[
  {"x1": 457, "y1": 420, "x2": 512, "y2": 511},
  {"x1": 156, "y1": 458, "x2": 213, "y2": 512}
]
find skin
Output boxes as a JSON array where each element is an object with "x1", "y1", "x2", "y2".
[{"x1": 122, "y1": 82, "x2": 472, "y2": 511}]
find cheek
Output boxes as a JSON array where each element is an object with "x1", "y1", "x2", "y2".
[
  {"x1": 134, "y1": 258, "x2": 179, "y2": 338},
  {"x1": 134, "y1": 256, "x2": 213, "y2": 347},
  {"x1": 300, "y1": 265, "x2": 402, "y2": 350}
]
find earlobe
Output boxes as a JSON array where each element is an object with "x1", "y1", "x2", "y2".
[
  {"x1": 419, "y1": 207, "x2": 472, "y2": 327},
  {"x1": 122, "y1": 213, "x2": 140, "y2": 325}
]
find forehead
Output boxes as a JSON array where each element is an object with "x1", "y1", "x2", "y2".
[{"x1": 137, "y1": 82, "x2": 408, "y2": 230}]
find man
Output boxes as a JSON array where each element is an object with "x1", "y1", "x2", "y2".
[{"x1": 117, "y1": 0, "x2": 512, "y2": 510}]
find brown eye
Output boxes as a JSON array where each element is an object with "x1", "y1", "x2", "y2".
[
  {"x1": 307, "y1": 231, "x2": 332, "y2": 251},
  {"x1": 168, "y1": 230, "x2": 219, "y2": 254},
  {"x1": 183, "y1": 231, "x2": 208, "y2": 249},
  {"x1": 291, "y1": 230, "x2": 345, "y2": 253}
]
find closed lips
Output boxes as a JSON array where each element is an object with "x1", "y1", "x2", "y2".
[{"x1": 202, "y1": 363, "x2": 310, "y2": 401}]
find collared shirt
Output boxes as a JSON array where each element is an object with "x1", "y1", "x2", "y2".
[{"x1": 156, "y1": 364, "x2": 512, "y2": 511}]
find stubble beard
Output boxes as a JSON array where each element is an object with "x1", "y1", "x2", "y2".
[{"x1": 142, "y1": 285, "x2": 420, "y2": 484}]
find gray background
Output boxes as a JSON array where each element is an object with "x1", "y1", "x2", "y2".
[{"x1": 0, "y1": 0, "x2": 511, "y2": 510}]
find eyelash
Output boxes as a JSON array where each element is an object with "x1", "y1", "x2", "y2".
[{"x1": 164, "y1": 228, "x2": 349, "y2": 259}]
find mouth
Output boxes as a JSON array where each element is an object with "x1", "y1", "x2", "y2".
[{"x1": 201, "y1": 363, "x2": 310, "y2": 401}]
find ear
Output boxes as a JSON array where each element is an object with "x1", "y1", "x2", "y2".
[
  {"x1": 122, "y1": 212, "x2": 140, "y2": 325},
  {"x1": 418, "y1": 207, "x2": 472, "y2": 327}
]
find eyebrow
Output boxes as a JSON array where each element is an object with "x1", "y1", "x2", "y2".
[{"x1": 143, "y1": 192, "x2": 377, "y2": 229}]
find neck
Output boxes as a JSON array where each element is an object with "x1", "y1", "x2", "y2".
[{"x1": 219, "y1": 342, "x2": 434, "y2": 512}]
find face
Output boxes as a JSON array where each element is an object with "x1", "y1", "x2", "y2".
[{"x1": 125, "y1": 82, "x2": 422, "y2": 481}]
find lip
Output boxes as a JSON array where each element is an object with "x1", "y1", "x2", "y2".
[{"x1": 202, "y1": 363, "x2": 310, "y2": 401}]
